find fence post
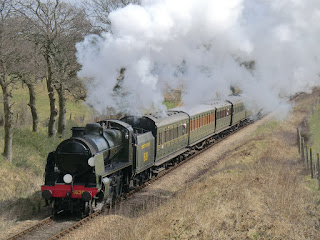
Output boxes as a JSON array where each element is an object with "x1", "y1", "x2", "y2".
[
  {"x1": 301, "y1": 138, "x2": 305, "y2": 162},
  {"x1": 310, "y1": 148, "x2": 314, "y2": 178},
  {"x1": 297, "y1": 128, "x2": 300, "y2": 153},
  {"x1": 318, "y1": 153, "x2": 320, "y2": 190},
  {"x1": 306, "y1": 145, "x2": 309, "y2": 167},
  {"x1": 299, "y1": 132, "x2": 302, "y2": 155},
  {"x1": 297, "y1": 128, "x2": 301, "y2": 154}
]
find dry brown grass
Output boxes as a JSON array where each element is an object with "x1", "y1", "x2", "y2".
[{"x1": 63, "y1": 91, "x2": 320, "y2": 240}]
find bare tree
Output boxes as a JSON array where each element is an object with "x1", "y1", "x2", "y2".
[
  {"x1": 15, "y1": 44, "x2": 41, "y2": 133},
  {"x1": 15, "y1": 0, "x2": 91, "y2": 137},
  {"x1": 21, "y1": 52, "x2": 42, "y2": 132},
  {"x1": 0, "y1": 0, "x2": 25, "y2": 161},
  {"x1": 83, "y1": 0, "x2": 140, "y2": 32},
  {"x1": 52, "y1": 5, "x2": 91, "y2": 136},
  {"x1": 14, "y1": 0, "x2": 61, "y2": 137}
]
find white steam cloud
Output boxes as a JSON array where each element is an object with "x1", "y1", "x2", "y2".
[{"x1": 76, "y1": 0, "x2": 320, "y2": 118}]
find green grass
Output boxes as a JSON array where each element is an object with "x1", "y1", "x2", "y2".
[
  {"x1": 1, "y1": 81, "x2": 93, "y2": 125},
  {"x1": 252, "y1": 119, "x2": 280, "y2": 136},
  {"x1": 163, "y1": 100, "x2": 180, "y2": 109}
]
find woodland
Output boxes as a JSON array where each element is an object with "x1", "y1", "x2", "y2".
[{"x1": 0, "y1": 0, "x2": 138, "y2": 162}]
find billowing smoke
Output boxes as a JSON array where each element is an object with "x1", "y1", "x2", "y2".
[{"x1": 76, "y1": 0, "x2": 320, "y2": 118}]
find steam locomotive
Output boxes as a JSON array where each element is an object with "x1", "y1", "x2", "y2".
[{"x1": 41, "y1": 96, "x2": 252, "y2": 216}]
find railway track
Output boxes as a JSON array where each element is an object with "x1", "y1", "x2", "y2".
[
  {"x1": 6, "y1": 217, "x2": 52, "y2": 240},
  {"x1": 6, "y1": 118, "x2": 256, "y2": 240}
]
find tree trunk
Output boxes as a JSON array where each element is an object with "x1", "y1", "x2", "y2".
[
  {"x1": 45, "y1": 54, "x2": 57, "y2": 137},
  {"x1": 0, "y1": 77, "x2": 13, "y2": 162},
  {"x1": 57, "y1": 83, "x2": 66, "y2": 136},
  {"x1": 25, "y1": 81, "x2": 38, "y2": 132}
]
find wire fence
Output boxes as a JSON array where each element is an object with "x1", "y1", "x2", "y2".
[{"x1": 297, "y1": 127, "x2": 320, "y2": 189}]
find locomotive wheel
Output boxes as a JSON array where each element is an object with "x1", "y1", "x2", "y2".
[
  {"x1": 148, "y1": 169, "x2": 152, "y2": 180},
  {"x1": 51, "y1": 200, "x2": 56, "y2": 219},
  {"x1": 83, "y1": 200, "x2": 93, "y2": 217}
]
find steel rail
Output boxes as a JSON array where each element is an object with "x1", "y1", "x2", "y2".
[{"x1": 6, "y1": 216, "x2": 52, "y2": 240}]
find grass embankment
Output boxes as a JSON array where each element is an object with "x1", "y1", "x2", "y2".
[
  {"x1": 67, "y1": 91, "x2": 320, "y2": 239},
  {"x1": 0, "y1": 82, "x2": 93, "y2": 231},
  {"x1": 309, "y1": 105, "x2": 320, "y2": 151}
]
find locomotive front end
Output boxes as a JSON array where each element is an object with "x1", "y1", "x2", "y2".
[{"x1": 41, "y1": 122, "x2": 126, "y2": 216}]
